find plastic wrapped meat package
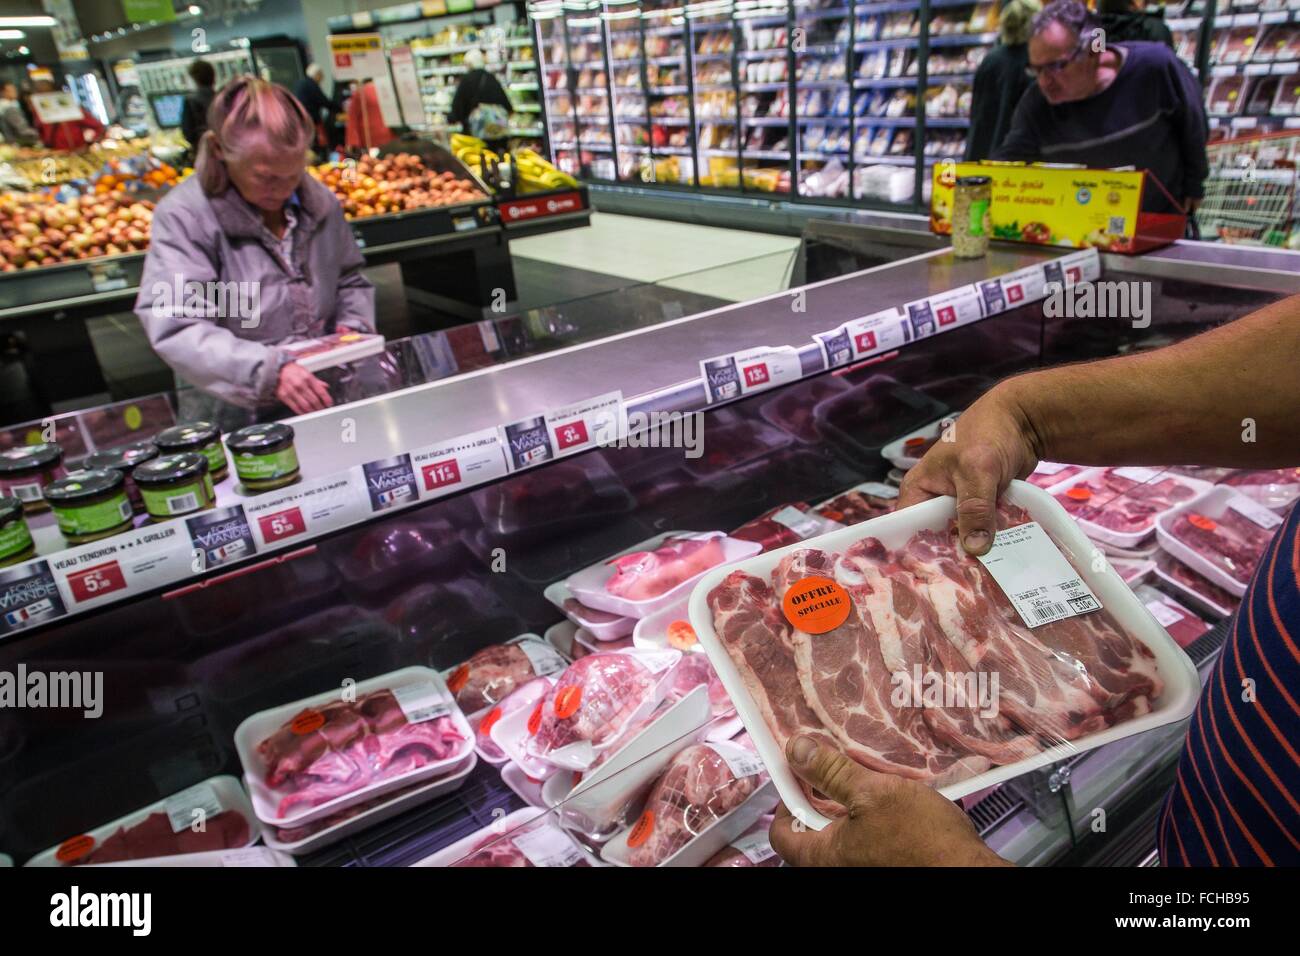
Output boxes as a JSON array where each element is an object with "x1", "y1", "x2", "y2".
[
  {"x1": 523, "y1": 648, "x2": 681, "y2": 771},
  {"x1": 1027, "y1": 462, "x2": 1087, "y2": 489},
  {"x1": 1153, "y1": 551, "x2": 1240, "y2": 619},
  {"x1": 1051, "y1": 467, "x2": 1208, "y2": 545},
  {"x1": 882, "y1": 413, "x2": 961, "y2": 470},
  {"x1": 445, "y1": 635, "x2": 568, "y2": 714},
  {"x1": 26, "y1": 776, "x2": 257, "y2": 867},
  {"x1": 1157, "y1": 486, "x2": 1284, "y2": 595},
  {"x1": 474, "y1": 677, "x2": 553, "y2": 763},
  {"x1": 603, "y1": 738, "x2": 775, "y2": 866},
  {"x1": 542, "y1": 580, "x2": 636, "y2": 641},
  {"x1": 704, "y1": 815, "x2": 780, "y2": 867},
  {"x1": 1134, "y1": 585, "x2": 1209, "y2": 650},
  {"x1": 234, "y1": 667, "x2": 474, "y2": 825},
  {"x1": 814, "y1": 481, "x2": 899, "y2": 526},
  {"x1": 730, "y1": 502, "x2": 842, "y2": 553},
  {"x1": 415, "y1": 808, "x2": 591, "y2": 867},
  {"x1": 814, "y1": 376, "x2": 948, "y2": 466},
  {"x1": 693, "y1": 481, "x2": 1200, "y2": 826},
  {"x1": 1219, "y1": 467, "x2": 1300, "y2": 512}
]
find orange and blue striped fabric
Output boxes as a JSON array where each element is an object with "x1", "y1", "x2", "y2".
[{"x1": 1158, "y1": 501, "x2": 1300, "y2": 866}]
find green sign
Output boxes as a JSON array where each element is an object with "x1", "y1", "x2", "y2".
[{"x1": 121, "y1": 0, "x2": 178, "y2": 24}]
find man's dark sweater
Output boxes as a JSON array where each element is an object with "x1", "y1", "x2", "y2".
[
  {"x1": 966, "y1": 43, "x2": 1033, "y2": 161},
  {"x1": 992, "y1": 41, "x2": 1208, "y2": 212}
]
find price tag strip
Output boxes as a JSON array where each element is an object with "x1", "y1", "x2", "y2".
[
  {"x1": 700, "y1": 347, "x2": 802, "y2": 403},
  {"x1": 410, "y1": 427, "x2": 510, "y2": 500},
  {"x1": 245, "y1": 472, "x2": 370, "y2": 549},
  {"x1": 815, "y1": 307, "x2": 910, "y2": 369}
]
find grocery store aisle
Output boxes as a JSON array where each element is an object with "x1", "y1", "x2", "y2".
[{"x1": 510, "y1": 212, "x2": 799, "y2": 302}]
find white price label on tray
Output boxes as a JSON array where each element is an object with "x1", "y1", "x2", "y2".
[
  {"x1": 998, "y1": 265, "x2": 1049, "y2": 307},
  {"x1": 1034, "y1": 461, "x2": 1073, "y2": 476},
  {"x1": 1145, "y1": 599, "x2": 1185, "y2": 629},
  {"x1": 1228, "y1": 495, "x2": 1284, "y2": 529},
  {"x1": 391, "y1": 680, "x2": 452, "y2": 724},
  {"x1": 410, "y1": 427, "x2": 510, "y2": 499},
  {"x1": 512, "y1": 821, "x2": 584, "y2": 867},
  {"x1": 632, "y1": 648, "x2": 680, "y2": 674},
  {"x1": 976, "y1": 521, "x2": 1103, "y2": 628},
  {"x1": 245, "y1": 472, "x2": 370, "y2": 549},
  {"x1": 770, "y1": 506, "x2": 834, "y2": 539},
  {"x1": 731, "y1": 828, "x2": 778, "y2": 864},
  {"x1": 907, "y1": 285, "x2": 982, "y2": 338},
  {"x1": 219, "y1": 848, "x2": 282, "y2": 867},
  {"x1": 515, "y1": 638, "x2": 567, "y2": 677},
  {"x1": 707, "y1": 741, "x2": 767, "y2": 779},
  {"x1": 700, "y1": 347, "x2": 802, "y2": 403},
  {"x1": 1113, "y1": 466, "x2": 1164, "y2": 484},
  {"x1": 164, "y1": 783, "x2": 224, "y2": 834},
  {"x1": 545, "y1": 390, "x2": 625, "y2": 455}
]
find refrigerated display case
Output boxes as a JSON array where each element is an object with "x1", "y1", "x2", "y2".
[{"x1": 0, "y1": 229, "x2": 1295, "y2": 867}]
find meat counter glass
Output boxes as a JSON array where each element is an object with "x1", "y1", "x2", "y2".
[{"x1": 0, "y1": 234, "x2": 1294, "y2": 868}]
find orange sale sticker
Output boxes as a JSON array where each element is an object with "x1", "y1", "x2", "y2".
[
  {"x1": 782, "y1": 575, "x2": 851, "y2": 634},
  {"x1": 291, "y1": 710, "x2": 326, "y2": 735},
  {"x1": 627, "y1": 810, "x2": 655, "y2": 848}
]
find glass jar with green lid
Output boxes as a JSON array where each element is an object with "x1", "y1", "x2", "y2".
[
  {"x1": 0, "y1": 496, "x2": 35, "y2": 568},
  {"x1": 952, "y1": 175, "x2": 993, "y2": 259},
  {"x1": 132, "y1": 453, "x2": 216, "y2": 522},
  {"x1": 154, "y1": 422, "x2": 228, "y2": 482},
  {"x1": 84, "y1": 441, "x2": 159, "y2": 515},
  {"x1": 0, "y1": 443, "x2": 66, "y2": 514},
  {"x1": 226, "y1": 423, "x2": 300, "y2": 492},
  {"x1": 44, "y1": 469, "x2": 135, "y2": 545}
]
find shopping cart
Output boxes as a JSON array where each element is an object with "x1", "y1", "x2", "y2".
[{"x1": 1195, "y1": 131, "x2": 1299, "y2": 247}]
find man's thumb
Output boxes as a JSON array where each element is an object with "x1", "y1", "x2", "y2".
[{"x1": 786, "y1": 735, "x2": 881, "y2": 810}]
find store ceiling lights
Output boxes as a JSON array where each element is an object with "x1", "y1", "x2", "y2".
[
  {"x1": 0, "y1": 30, "x2": 26, "y2": 40},
  {"x1": 0, "y1": 17, "x2": 56, "y2": 28}
]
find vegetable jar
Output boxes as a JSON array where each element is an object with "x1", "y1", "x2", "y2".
[
  {"x1": 155, "y1": 422, "x2": 228, "y2": 482},
  {"x1": 0, "y1": 497, "x2": 35, "y2": 568},
  {"x1": 132, "y1": 453, "x2": 216, "y2": 522},
  {"x1": 44, "y1": 469, "x2": 134, "y2": 545},
  {"x1": 226, "y1": 423, "x2": 300, "y2": 492},
  {"x1": 952, "y1": 175, "x2": 992, "y2": 259},
  {"x1": 0, "y1": 443, "x2": 66, "y2": 514},
  {"x1": 84, "y1": 441, "x2": 159, "y2": 515}
]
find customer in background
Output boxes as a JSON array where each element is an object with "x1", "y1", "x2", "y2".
[
  {"x1": 770, "y1": 293, "x2": 1300, "y2": 866},
  {"x1": 449, "y1": 49, "x2": 513, "y2": 153},
  {"x1": 0, "y1": 81, "x2": 39, "y2": 146},
  {"x1": 1097, "y1": 0, "x2": 1175, "y2": 47},
  {"x1": 135, "y1": 77, "x2": 375, "y2": 430},
  {"x1": 965, "y1": 0, "x2": 1041, "y2": 161},
  {"x1": 293, "y1": 63, "x2": 333, "y2": 152},
  {"x1": 180, "y1": 59, "x2": 217, "y2": 165},
  {"x1": 992, "y1": 0, "x2": 1207, "y2": 215},
  {"x1": 30, "y1": 79, "x2": 103, "y2": 150},
  {"x1": 344, "y1": 79, "x2": 394, "y2": 150}
]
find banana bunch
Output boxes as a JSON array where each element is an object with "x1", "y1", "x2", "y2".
[
  {"x1": 451, "y1": 133, "x2": 496, "y2": 177},
  {"x1": 514, "y1": 148, "x2": 579, "y2": 193}
]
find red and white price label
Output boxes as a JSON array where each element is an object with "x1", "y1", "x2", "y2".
[
  {"x1": 539, "y1": 390, "x2": 625, "y2": 458},
  {"x1": 65, "y1": 561, "x2": 128, "y2": 603},
  {"x1": 913, "y1": 286, "x2": 982, "y2": 332},
  {"x1": 818, "y1": 307, "x2": 910, "y2": 367},
  {"x1": 1055, "y1": 248, "x2": 1101, "y2": 285},
  {"x1": 411, "y1": 426, "x2": 510, "y2": 496},
  {"x1": 257, "y1": 507, "x2": 307, "y2": 545},
  {"x1": 999, "y1": 264, "x2": 1049, "y2": 306},
  {"x1": 698, "y1": 348, "x2": 800, "y2": 403}
]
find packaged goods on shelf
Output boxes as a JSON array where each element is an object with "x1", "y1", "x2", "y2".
[
  {"x1": 446, "y1": 635, "x2": 567, "y2": 713},
  {"x1": 1157, "y1": 486, "x2": 1286, "y2": 595},
  {"x1": 1134, "y1": 585, "x2": 1210, "y2": 650},
  {"x1": 1050, "y1": 467, "x2": 1210, "y2": 546}
]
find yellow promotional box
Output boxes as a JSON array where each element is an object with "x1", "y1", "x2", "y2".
[{"x1": 930, "y1": 162, "x2": 1185, "y2": 254}]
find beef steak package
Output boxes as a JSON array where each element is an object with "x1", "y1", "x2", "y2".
[
  {"x1": 1049, "y1": 467, "x2": 1211, "y2": 548},
  {"x1": 1157, "y1": 485, "x2": 1286, "y2": 597},
  {"x1": 689, "y1": 480, "x2": 1200, "y2": 828}
]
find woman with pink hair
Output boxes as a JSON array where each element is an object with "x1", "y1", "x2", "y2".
[{"x1": 135, "y1": 76, "x2": 375, "y2": 429}]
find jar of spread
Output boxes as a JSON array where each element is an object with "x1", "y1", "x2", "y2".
[
  {"x1": 0, "y1": 497, "x2": 35, "y2": 568},
  {"x1": 155, "y1": 422, "x2": 228, "y2": 482},
  {"x1": 952, "y1": 175, "x2": 992, "y2": 259},
  {"x1": 44, "y1": 469, "x2": 134, "y2": 545},
  {"x1": 84, "y1": 441, "x2": 159, "y2": 515},
  {"x1": 132, "y1": 453, "x2": 216, "y2": 522},
  {"x1": 0, "y1": 443, "x2": 66, "y2": 514},
  {"x1": 226, "y1": 423, "x2": 300, "y2": 492}
]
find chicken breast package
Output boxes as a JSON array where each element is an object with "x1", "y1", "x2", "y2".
[
  {"x1": 602, "y1": 738, "x2": 775, "y2": 867},
  {"x1": 235, "y1": 667, "x2": 474, "y2": 826},
  {"x1": 520, "y1": 647, "x2": 683, "y2": 771},
  {"x1": 567, "y1": 530, "x2": 762, "y2": 619},
  {"x1": 689, "y1": 480, "x2": 1200, "y2": 828},
  {"x1": 445, "y1": 634, "x2": 568, "y2": 714}
]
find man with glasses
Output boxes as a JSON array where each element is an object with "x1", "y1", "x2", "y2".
[{"x1": 991, "y1": 0, "x2": 1207, "y2": 219}]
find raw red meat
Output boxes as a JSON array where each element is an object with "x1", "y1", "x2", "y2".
[
  {"x1": 476, "y1": 677, "x2": 551, "y2": 761},
  {"x1": 625, "y1": 743, "x2": 765, "y2": 866},
  {"x1": 1220, "y1": 468, "x2": 1300, "y2": 511},
  {"x1": 257, "y1": 689, "x2": 466, "y2": 817},
  {"x1": 76, "y1": 810, "x2": 250, "y2": 865},
  {"x1": 1138, "y1": 589, "x2": 1208, "y2": 650},
  {"x1": 704, "y1": 817, "x2": 780, "y2": 867},
  {"x1": 731, "y1": 502, "x2": 815, "y2": 552},
  {"x1": 526, "y1": 652, "x2": 659, "y2": 762},
  {"x1": 1027, "y1": 463, "x2": 1086, "y2": 488},
  {"x1": 1170, "y1": 507, "x2": 1276, "y2": 586},
  {"x1": 814, "y1": 488, "x2": 895, "y2": 525},
  {"x1": 605, "y1": 535, "x2": 726, "y2": 601},
  {"x1": 454, "y1": 840, "x2": 531, "y2": 867},
  {"x1": 1156, "y1": 552, "x2": 1240, "y2": 615},
  {"x1": 448, "y1": 643, "x2": 539, "y2": 713},
  {"x1": 1054, "y1": 469, "x2": 1197, "y2": 536},
  {"x1": 666, "y1": 652, "x2": 734, "y2": 718}
]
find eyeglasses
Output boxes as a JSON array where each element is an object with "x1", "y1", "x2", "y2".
[{"x1": 1025, "y1": 40, "x2": 1088, "y2": 79}]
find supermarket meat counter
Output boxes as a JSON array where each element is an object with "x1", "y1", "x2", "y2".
[{"x1": 0, "y1": 235, "x2": 1294, "y2": 868}]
